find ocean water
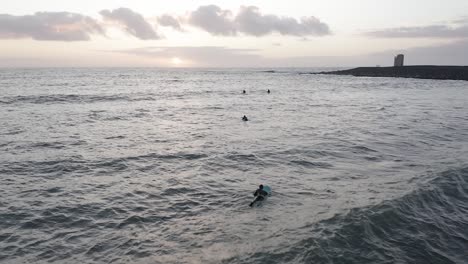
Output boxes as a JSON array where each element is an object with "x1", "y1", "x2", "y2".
[{"x1": 0, "y1": 68, "x2": 467, "y2": 264}]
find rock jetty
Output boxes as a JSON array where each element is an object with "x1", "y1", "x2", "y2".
[{"x1": 312, "y1": 66, "x2": 468, "y2": 81}]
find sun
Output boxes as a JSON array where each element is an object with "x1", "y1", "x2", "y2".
[{"x1": 170, "y1": 57, "x2": 182, "y2": 66}]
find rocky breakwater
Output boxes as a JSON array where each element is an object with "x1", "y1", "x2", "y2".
[{"x1": 312, "y1": 66, "x2": 468, "y2": 81}]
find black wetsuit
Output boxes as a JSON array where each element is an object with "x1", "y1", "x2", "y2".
[
  {"x1": 253, "y1": 189, "x2": 268, "y2": 201},
  {"x1": 250, "y1": 188, "x2": 268, "y2": 206}
]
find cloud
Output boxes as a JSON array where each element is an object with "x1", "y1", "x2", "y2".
[
  {"x1": 157, "y1": 14, "x2": 183, "y2": 31},
  {"x1": 372, "y1": 40, "x2": 468, "y2": 65},
  {"x1": 366, "y1": 24, "x2": 468, "y2": 39},
  {"x1": 100, "y1": 8, "x2": 159, "y2": 40},
  {"x1": 307, "y1": 40, "x2": 468, "y2": 67},
  {"x1": 114, "y1": 45, "x2": 378, "y2": 67},
  {"x1": 187, "y1": 5, "x2": 330, "y2": 37},
  {"x1": 0, "y1": 6, "x2": 330, "y2": 42},
  {"x1": 114, "y1": 38, "x2": 468, "y2": 67},
  {"x1": 0, "y1": 12, "x2": 104, "y2": 41},
  {"x1": 188, "y1": 5, "x2": 236, "y2": 36},
  {"x1": 234, "y1": 6, "x2": 330, "y2": 36},
  {"x1": 451, "y1": 16, "x2": 468, "y2": 25},
  {"x1": 117, "y1": 46, "x2": 265, "y2": 67},
  {"x1": 263, "y1": 40, "x2": 468, "y2": 67}
]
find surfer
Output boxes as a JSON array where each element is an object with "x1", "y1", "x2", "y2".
[
  {"x1": 267, "y1": 89, "x2": 270, "y2": 94},
  {"x1": 250, "y1": 184, "x2": 268, "y2": 207},
  {"x1": 242, "y1": 115, "x2": 249, "y2": 121}
]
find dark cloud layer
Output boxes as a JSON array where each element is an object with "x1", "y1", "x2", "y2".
[
  {"x1": 281, "y1": 40, "x2": 468, "y2": 66},
  {"x1": 366, "y1": 24, "x2": 468, "y2": 38},
  {"x1": 0, "y1": 12, "x2": 104, "y2": 41},
  {"x1": 376, "y1": 40, "x2": 468, "y2": 65},
  {"x1": 120, "y1": 46, "x2": 264, "y2": 66},
  {"x1": 100, "y1": 8, "x2": 159, "y2": 40},
  {"x1": 188, "y1": 5, "x2": 330, "y2": 37},
  {"x1": 116, "y1": 39, "x2": 468, "y2": 67}
]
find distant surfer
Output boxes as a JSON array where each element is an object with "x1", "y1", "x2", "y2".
[
  {"x1": 250, "y1": 184, "x2": 268, "y2": 207},
  {"x1": 242, "y1": 115, "x2": 249, "y2": 121},
  {"x1": 267, "y1": 89, "x2": 270, "y2": 94},
  {"x1": 242, "y1": 90, "x2": 246, "y2": 94}
]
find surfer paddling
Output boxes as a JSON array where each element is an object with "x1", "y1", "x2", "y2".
[{"x1": 250, "y1": 184, "x2": 269, "y2": 207}]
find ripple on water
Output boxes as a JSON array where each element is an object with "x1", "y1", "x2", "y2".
[{"x1": 1, "y1": 69, "x2": 467, "y2": 263}]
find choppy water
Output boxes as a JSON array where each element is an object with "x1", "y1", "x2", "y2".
[{"x1": 0, "y1": 68, "x2": 467, "y2": 264}]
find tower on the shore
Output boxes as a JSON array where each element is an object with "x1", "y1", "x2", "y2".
[{"x1": 394, "y1": 54, "x2": 404, "y2": 67}]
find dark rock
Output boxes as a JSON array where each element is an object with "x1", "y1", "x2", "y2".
[{"x1": 308, "y1": 66, "x2": 468, "y2": 81}]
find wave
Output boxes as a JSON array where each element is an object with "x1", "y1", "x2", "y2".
[
  {"x1": 290, "y1": 160, "x2": 333, "y2": 169},
  {"x1": 233, "y1": 166, "x2": 468, "y2": 264},
  {"x1": 0, "y1": 94, "x2": 155, "y2": 105},
  {"x1": 0, "y1": 152, "x2": 208, "y2": 177},
  {"x1": 0, "y1": 128, "x2": 25, "y2": 136}
]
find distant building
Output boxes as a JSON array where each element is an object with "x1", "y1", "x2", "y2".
[{"x1": 394, "y1": 54, "x2": 404, "y2": 67}]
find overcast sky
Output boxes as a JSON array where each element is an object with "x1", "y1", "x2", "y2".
[{"x1": 1, "y1": 0, "x2": 467, "y2": 67}]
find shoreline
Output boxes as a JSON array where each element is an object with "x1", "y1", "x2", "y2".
[{"x1": 309, "y1": 66, "x2": 468, "y2": 81}]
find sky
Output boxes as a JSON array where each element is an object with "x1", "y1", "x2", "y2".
[{"x1": 1, "y1": 0, "x2": 467, "y2": 67}]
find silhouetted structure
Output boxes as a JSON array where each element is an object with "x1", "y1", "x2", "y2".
[{"x1": 394, "y1": 54, "x2": 404, "y2": 67}]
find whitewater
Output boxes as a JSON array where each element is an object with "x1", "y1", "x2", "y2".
[{"x1": 0, "y1": 68, "x2": 467, "y2": 263}]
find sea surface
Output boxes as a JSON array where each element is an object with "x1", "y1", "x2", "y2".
[{"x1": 0, "y1": 68, "x2": 467, "y2": 264}]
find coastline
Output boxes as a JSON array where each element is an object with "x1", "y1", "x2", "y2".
[{"x1": 309, "y1": 66, "x2": 468, "y2": 81}]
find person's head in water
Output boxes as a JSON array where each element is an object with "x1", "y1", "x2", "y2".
[
  {"x1": 259, "y1": 184, "x2": 263, "y2": 190},
  {"x1": 242, "y1": 90, "x2": 246, "y2": 94}
]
